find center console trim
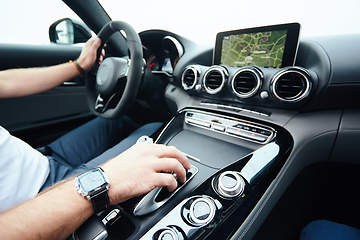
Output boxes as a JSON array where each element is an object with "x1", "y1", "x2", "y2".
[{"x1": 184, "y1": 110, "x2": 277, "y2": 144}]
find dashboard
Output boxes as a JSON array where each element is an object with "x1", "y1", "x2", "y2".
[{"x1": 140, "y1": 25, "x2": 360, "y2": 114}]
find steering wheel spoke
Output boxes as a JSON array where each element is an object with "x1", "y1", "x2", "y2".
[
  {"x1": 94, "y1": 93, "x2": 122, "y2": 113},
  {"x1": 95, "y1": 94, "x2": 105, "y2": 112}
]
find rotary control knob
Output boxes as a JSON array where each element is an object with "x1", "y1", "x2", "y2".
[
  {"x1": 154, "y1": 226, "x2": 185, "y2": 240},
  {"x1": 189, "y1": 197, "x2": 216, "y2": 226},
  {"x1": 217, "y1": 171, "x2": 245, "y2": 198},
  {"x1": 158, "y1": 228, "x2": 178, "y2": 240}
]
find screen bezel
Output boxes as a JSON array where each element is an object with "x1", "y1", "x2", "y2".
[{"x1": 213, "y1": 23, "x2": 301, "y2": 68}]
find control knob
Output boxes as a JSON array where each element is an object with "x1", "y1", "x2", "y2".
[
  {"x1": 154, "y1": 227, "x2": 183, "y2": 240},
  {"x1": 217, "y1": 171, "x2": 245, "y2": 198},
  {"x1": 158, "y1": 228, "x2": 178, "y2": 240},
  {"x1": 189, "y1": 197, "x2": 216, "y2": 226}
]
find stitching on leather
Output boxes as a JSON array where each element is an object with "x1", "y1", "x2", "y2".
[
  {"x1": 238, "y1": 130, "x2": 337, "y2": 239},
  {"x1": 330, "y1": 81, "x2": 360, "y2": 84},
  {"x1": 338, "y1": 129, "x2": 360, "y2": 132},
  {"x1": 328, "y1": 83, "x2": 360, "y2": 86}
]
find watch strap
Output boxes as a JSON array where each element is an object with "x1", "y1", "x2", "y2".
[{"x1": 91, "y1": 188, "x2": 110, "y2": 213}]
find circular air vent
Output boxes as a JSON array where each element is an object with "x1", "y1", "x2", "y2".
[
  {"x1": 271, "y1": 68, "x2": 312, "y2": 103},
  {"x1": 203, "y1": 67, "x2": 228, "y2": 94},
  {"x1": 231, "y1": 68, "x2": 263, "y2": 98},
  {"x1": 181, "y1": 66, "x2": 198, "y2": 90}
]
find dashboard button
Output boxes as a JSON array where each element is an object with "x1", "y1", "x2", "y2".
[
  {"x1": 193, "y1": 201, "x2": 210, "y2": 220},
  {"x1": 260, "y1": 91, "x2": 269, "y2": 99},
  {"x1": 185, "y1": 111, "x2": 274, "y2": 143},
  {"x1": 227, "y1": 127, "x2": 244, "y2": 137},
  {"x1": 260, "y1": 129, "x2": 272, "y2": 136},
  {"x1": 189, "y1": 197, "x2": 216, "y2": 226},
  {"x1": 186, "y1": 118, "x2": 211, "y2": 128},
  {"x1": 251, "y1": 134, "x2": 267, "y2": 142},
  {"x1": 212, "y1": 124, "x2": 225, "y2": 132}
]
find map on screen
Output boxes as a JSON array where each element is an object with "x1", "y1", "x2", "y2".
[{"x1": 220, "y1": 30, "x2": 287, "y2": 68}]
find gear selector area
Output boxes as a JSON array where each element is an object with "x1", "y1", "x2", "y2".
[
  {"x1": 155, "y1": 167, "x2": 197, "y2": 203},
  {"x1": 132, "y1": 165, "x2": 198, "y2": 216}
]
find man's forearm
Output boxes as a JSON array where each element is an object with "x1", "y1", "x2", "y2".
[
  {"x1": 0, "y1": 63, "x2": 79, "y2": 98},
  {"x1": 0, "y1": 37, "x2": 102, "y2": 99},
  {"x1": 0, "y1": 179, "x2": 93, "y2": 240}
]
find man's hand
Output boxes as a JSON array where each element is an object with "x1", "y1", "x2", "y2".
[
  {"x1": 76, "y1": 37, "x2": 105, "y2": 71},
  {"x1": 0, "y1": 143, "x2": 190, "y2": 239},
  {"x1": 102, "y1": 143, "x2": 191, "y2": 205}
]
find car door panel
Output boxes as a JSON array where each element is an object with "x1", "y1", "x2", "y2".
[
  {"x1": 0, "y1": 43, "x2": 82, "y2": 69},
  {"x1": 0, "y1": 43, "x2": 93, "y2": 144}
]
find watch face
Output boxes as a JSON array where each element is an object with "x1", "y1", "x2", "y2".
[{"x1": 78, "y1": 169, "x2": 106, "y2": 192}]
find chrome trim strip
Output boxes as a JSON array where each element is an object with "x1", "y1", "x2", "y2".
[
  {"x1": 240, "y1": 142, "x2": 280, "y2": 187},
  {"x1": 93, "y1": 231, "x2": 108, "y2": 240},
  {"x1": 154, "y1": 114, "x2": 177, "y2": 144},
  {"x1": 183, "y1": 152, "x2": 201, "y2": 162},
  {"x1": 163, "y1": 36, "x2": 184, "y2": 57}
]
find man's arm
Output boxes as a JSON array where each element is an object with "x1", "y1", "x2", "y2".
[
  {"x1": 0, "y1": 37, "x2": 102, "y2": 98},
  {"x1": 0, "y1": 143, "x2": 191, "y2": 240},
  {"x1": 0, "y1": 179, "x2": 93, "y2": 240}
]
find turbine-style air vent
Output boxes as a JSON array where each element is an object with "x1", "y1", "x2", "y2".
[
  {"x1": 231, "y1": 68, "x2": 262, "y2": 98},
  {"x1": 203, "y1": 67, "x2": 227, "y2": 94},
  {"x1": 271, "y1": 68, "x2": 312, "y2": 102},
  {"x1": 181, "y1": 66, "x2": 198, "y2": 90}
]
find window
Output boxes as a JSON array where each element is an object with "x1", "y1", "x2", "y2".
[{"x1": 0, "y1": 0, "x2": 80, "y2": 45}]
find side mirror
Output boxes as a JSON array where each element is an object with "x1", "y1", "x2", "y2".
[{"x1": 49, "y1": 18, "x2": 92, "y2": 44}]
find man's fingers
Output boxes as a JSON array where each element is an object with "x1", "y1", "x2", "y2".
[
  {"x1": 91, "y1": 38, "x2": 101, "y2": 50},
  {"x1": 85, "y1": 36, "x2": 97, "y2": 47},
  {"x1": 144, "y1": 144, "x2": 191, "y2": 170},
  {"x1": 154, "y1": 172, "x2": 178, "y2": 192},
  {"x1": 152, "y1": 158, "x2": 187, "y2": 183}
]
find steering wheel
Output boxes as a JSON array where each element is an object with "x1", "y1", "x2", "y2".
[{"x1": 86, "y1": 21, "x2": 143, "y2": 119}]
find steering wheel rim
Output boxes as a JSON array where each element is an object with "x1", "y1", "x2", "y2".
[{"x1": 86, "y1": 21, "x2": 143, "y2": 119}]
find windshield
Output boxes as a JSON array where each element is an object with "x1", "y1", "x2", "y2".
[
  {"x1": 1, "y1": 0, "x2": 358, "y2": 46},
  {"x1": 100, "y1": 0, "x2": 360, "y2": 45}
]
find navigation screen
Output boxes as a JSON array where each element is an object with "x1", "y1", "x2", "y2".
[
  {"x1": 221, "y1": 30, "x2": 287, "y2": 68},
  {"x1": 214, "y1": 23, "x2": 300, "y2": 68}
]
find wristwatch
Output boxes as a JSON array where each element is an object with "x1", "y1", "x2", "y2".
[{"x1": 75, "y1": 167, "x2": 110, "y2": 213}]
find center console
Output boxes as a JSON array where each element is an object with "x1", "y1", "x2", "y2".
[{"x1": 76, "y1": 108, "x2": 293, "y2": 240}]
